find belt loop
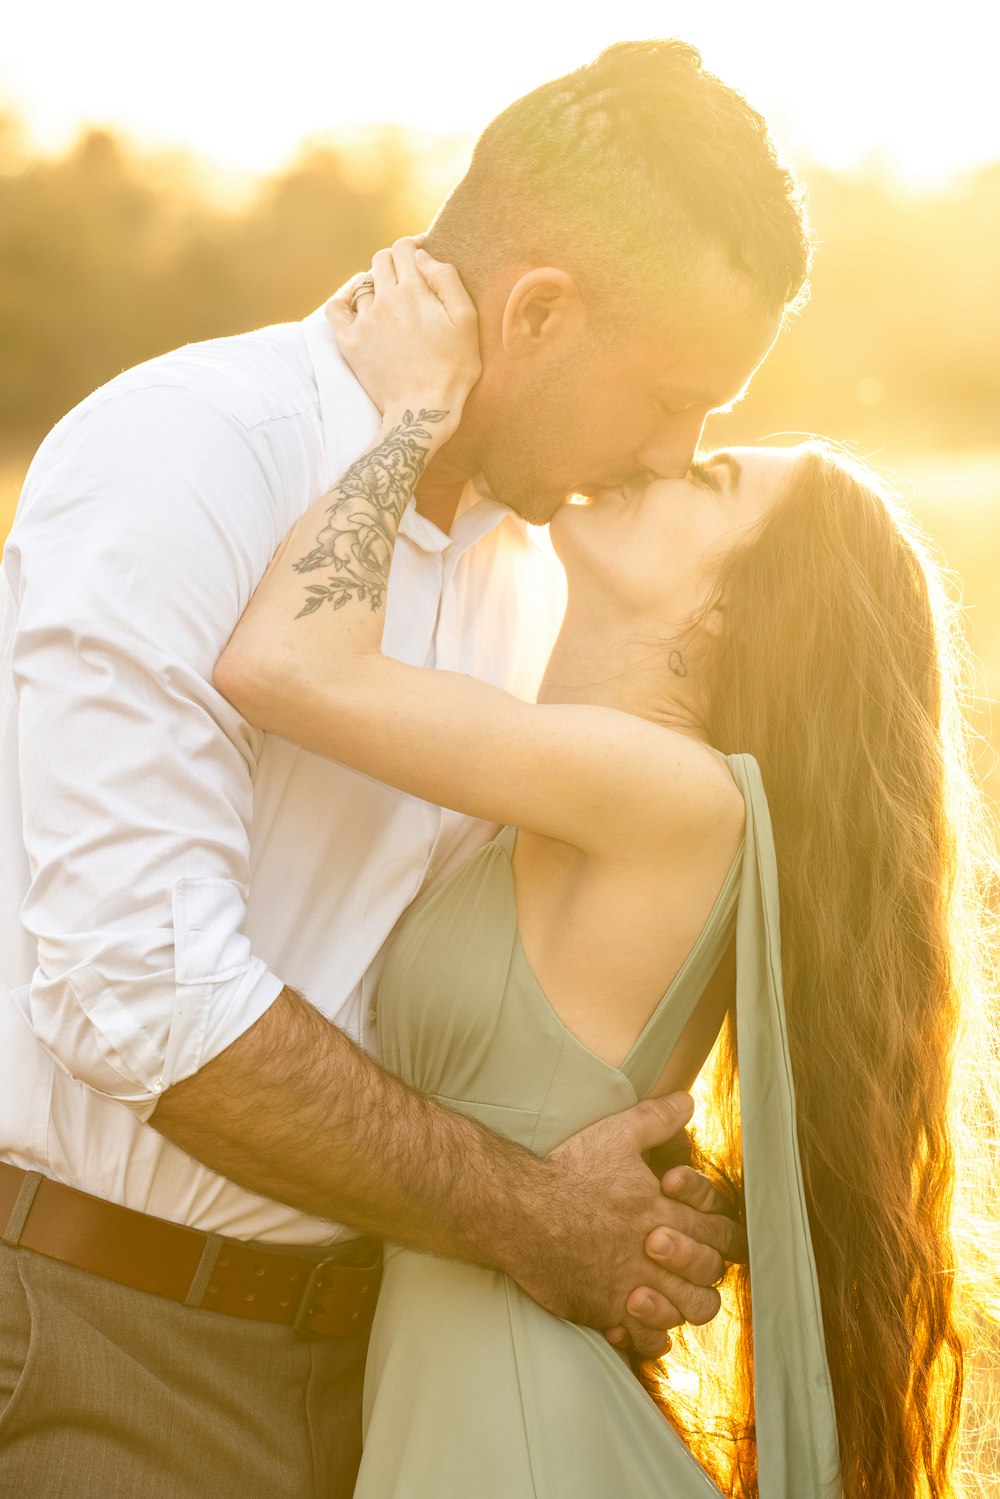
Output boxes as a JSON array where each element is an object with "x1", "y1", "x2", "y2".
[
  {"x1": 184, "y1": 1232, "x2": 223, "y2": 1308},
  {"x1": 2, "y1": 1171, "x2": 42, "y2": 1247}
]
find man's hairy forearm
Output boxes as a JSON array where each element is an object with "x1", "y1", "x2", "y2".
[
  {"x1": 152, "y1": 986, "x2": 552, "y2": 1271},
  {"x1": 151, "y1": 987, "x2": 729, "y2": 1349}
]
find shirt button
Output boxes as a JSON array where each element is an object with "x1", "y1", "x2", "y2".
[{"x1": 151, "y1": 1077, "x2": 163, "y2": 1093}]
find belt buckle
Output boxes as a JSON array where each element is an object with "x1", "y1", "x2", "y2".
[{"x1": 291, "y1": 1246, "x2": 381, "y2": 1338}]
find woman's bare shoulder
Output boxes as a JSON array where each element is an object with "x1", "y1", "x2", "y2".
[{"x1": 599, "y1": 718, "x2": 746, "y2": 861}]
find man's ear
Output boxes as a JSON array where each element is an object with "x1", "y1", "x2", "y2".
[{"x1": 500, "y1": 269, "x2": 586, "y2": 356}]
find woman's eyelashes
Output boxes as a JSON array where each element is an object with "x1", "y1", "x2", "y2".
[{"x1": 686, "y1": 460, "x2": 723, "y2": 493}]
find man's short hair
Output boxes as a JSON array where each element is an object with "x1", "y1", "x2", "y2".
[{"x1": 426, "y1": 39, "x2": 811, "y2": 324}]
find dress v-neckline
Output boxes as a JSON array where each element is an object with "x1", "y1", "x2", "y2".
[{"x1": 496, "y1": 824, "x2": 743, "y2": 1091}]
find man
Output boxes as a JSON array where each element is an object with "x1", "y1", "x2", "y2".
[{"x1": 0, "y1": 38, "x2": 809, "y2": 1498}]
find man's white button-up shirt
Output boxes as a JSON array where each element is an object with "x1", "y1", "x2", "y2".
[{"x1": 0, "y1": 307, "x2": 566, "y2": 1245}]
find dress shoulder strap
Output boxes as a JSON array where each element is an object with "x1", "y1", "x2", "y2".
[{"x1": 494, "y1": 825, "x2": 518, "y2": 857}]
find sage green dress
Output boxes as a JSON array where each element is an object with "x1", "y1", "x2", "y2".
[{"x1": 355, "y1": 754, "x2": 842, "y2": 1498}]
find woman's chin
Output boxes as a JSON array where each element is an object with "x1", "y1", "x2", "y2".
[
  {"x1": 549, "y1": 488, "x2": 622, "y2": 567},
  {"x1": 548, "y1": 500, "x2": 586, "y2": 561}
]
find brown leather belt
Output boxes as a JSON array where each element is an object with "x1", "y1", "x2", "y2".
[{"x1": 0, "y1": 1162, "x2": 381, "y2": 1337}]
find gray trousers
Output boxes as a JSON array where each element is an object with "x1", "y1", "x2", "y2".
[{"x1": 0, "y1": 1241, "x2": 370, "y2": 1498}]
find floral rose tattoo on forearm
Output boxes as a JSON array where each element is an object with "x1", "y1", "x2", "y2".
[{"x1": 293, "y1": 408, "x2": 449, "y2": 616}]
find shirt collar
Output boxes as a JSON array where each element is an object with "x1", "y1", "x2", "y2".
[
  {"x1": 396, "y1": 492, "x2": 495, "y2": 557},
  {"x1": 301, "y1": 301, "x2": 548, "y2": 561}
]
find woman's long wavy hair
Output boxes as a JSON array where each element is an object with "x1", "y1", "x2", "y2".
[{"x1": 647, "y1": 443, "x2": 1000, "y2": 1498}]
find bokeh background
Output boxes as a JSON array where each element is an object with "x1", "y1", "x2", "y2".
[
  {"x1": 1, "y1": 1, "x2": 999, "y2": 1487},
  {"x1": 2, "y1": 5, "x2": 998, "y2": 811}
]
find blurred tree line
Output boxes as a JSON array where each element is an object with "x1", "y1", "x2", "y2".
[{"x1": 0, "y1": 112, "x2": 998, "y2": 455}]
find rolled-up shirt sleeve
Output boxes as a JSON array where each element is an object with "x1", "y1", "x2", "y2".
[{"x1": 8, "y1": 382, "x2": 291, "y2": 1120}]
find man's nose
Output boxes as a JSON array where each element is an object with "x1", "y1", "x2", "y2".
[{"x1": 635, "y1": 410, "x2": 708, "y2": 481}]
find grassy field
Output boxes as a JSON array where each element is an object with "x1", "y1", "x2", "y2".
[{"x1": 880, "y1": 448, "x2": 1000, "y2": 807}]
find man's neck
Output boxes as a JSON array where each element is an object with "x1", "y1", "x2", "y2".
[{"x1": 413, "y1": 427, "x2": 479, "y2": 534}]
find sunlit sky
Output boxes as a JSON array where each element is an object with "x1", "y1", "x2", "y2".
[{"x1": 4, "y1": 0, "x2": 999, "y2": 186}]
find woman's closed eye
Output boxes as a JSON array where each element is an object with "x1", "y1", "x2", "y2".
[{"x1": 686, "y1": 460, "x2": 724, "y2": 493}]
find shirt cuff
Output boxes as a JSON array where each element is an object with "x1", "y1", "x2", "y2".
[{"x1": 13, "y1": 959, "x2": 287, "y2": 1124}]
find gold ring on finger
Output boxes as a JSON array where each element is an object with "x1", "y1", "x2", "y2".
[{"x1": 350, "y1": 273, "x2": 376, "y2": 312}]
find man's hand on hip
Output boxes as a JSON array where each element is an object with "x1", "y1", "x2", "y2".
[
  {"x1": 153, "y1": 990, "x2": 739, "y2": 1362},
  {"x1": 501, "y1": 1093, "x2": 740, "y2": 1361},
  {"x1": 605, "y1": 1160, "x2": 746, "y2": 1357}
]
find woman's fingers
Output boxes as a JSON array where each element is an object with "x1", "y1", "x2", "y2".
[
  {"x1": 326, "y1": 274, "x2": 370, "y2": 346},
  {"x1": 329, "y1": 269, "x2": 369, "y2": 308},
  {"x1": 326, "y1": 297, "x2": 353, "y2": 341},
  {"x1": 370, "y1": 247, "x2": 397, "y2": 297},
  {"x1": 391, "y1": 237, "x2": 423, "y2": 285},
  {"x1": 322, "y1": 240, "x2": 479, "y2": 420},
  {"x1": 327, "y1": 271, "x2": 376, "y2": 332},
  {"x1": 337, "y1": 243, "x2": 473, "y2": 330},
  {"x1": 414, "y1": 248, "x2": 477, "y2": 325}
]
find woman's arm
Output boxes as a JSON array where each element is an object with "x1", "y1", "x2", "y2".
[{"x1": 215, "y1": 244, "x2": 728, "y2": 858}]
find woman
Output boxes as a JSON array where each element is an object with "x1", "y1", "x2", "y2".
[{"x1": 214, "y1": 252, "x2": 999, "y2": 1498}]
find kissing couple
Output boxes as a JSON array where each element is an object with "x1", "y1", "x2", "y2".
[{"x1": 1, "y1": 37, "x2": 993, "y2": 1499}]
